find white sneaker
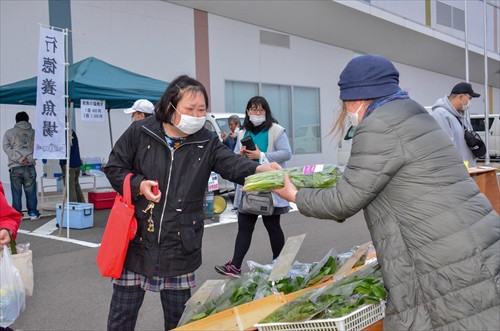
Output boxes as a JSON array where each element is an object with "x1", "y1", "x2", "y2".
[{"x1": 30, "y1": 214, "x2": 41, "y2": 221}]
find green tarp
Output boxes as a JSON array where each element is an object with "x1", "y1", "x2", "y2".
[{"x1": 0, "y1": 57, "x2": 169, "y2": 108}]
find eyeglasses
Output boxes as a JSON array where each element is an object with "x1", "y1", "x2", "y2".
[{"x1": 249, "y1": 107, "x2": 266, "y2": 114}]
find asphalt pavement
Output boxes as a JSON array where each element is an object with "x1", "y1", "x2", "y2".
[{"x1": 9, "y1": 195, "x2": 371, "y2": 331}]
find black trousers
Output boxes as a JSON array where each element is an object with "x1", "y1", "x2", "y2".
[
  {"x1": 107, "y1": 284, "x2": 191, "y2": 331},
  {"x1": 231, "y1": 212, "x2": 285, "y2": 269}
]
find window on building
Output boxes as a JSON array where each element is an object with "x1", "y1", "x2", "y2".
[
  {"x1": 292, "y1": 86, "x2": 321, "y2": 154},
  {"x1": 261, "y1": 84, "x2": 292, "y2": 139},
  {"x1": 436, "y1": 1, "x2": 465, "y2": 32},
  {"x1": 225, "y1": 81, "x2": 259, "y2": 113},
  {"x1": 225, "y1": 81, "x2": 321, "y2": 154},
  {"x1": 452, "y1": 6, "x2": 465, "y2": 32}
]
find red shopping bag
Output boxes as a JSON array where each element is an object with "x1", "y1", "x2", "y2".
[{"x1": 96, "y1": 173, "x2": 138, "y2": 278}]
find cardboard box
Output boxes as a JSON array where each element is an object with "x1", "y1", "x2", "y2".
[
  {"x1": 88, "y1": 189, "x2": 117, "y2": 210},
  {"x1": 56, "y1": 202, "x2": 94, "y2": 229}
]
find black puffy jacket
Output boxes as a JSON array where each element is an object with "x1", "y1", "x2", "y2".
[{"x1": 105, "y1": 116, "x2": 258, "y2": 277}]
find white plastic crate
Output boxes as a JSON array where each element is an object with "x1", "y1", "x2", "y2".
[{"x1": 254, "y1": 301, "x2": 385, "y2": 331}]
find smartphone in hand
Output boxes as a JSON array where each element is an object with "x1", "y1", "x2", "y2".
[{"x1": 240, "y1": 136, "x2": 256, "y2": 150}]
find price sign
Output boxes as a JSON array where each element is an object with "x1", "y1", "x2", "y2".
[
  {"x1": 81, "y1": 99, "x2": 105, "y2": 122},
  {"x1": 207, "y1": 172, "x2": 219, "y2": 192}
]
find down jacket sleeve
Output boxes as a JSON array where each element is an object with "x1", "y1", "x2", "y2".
[
  {"x1": 0, "y1": 182, "x2": 22, "y2": 239},
  {"x1": 296, "y1": 116, "x2": 404, "y2": 221}
]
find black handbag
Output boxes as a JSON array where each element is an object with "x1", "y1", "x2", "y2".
[
  {"x1": 239, "y1": 191, "x2": 274, "y2": 216},
  {"x1": 455, "y1": 116, "x2": 486, "y2": 158},
  {"x1": 464, "y1": 130, "x2": 486, "y2": 157}
]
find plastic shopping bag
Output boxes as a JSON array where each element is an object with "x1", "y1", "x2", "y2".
[
  {"x1": 11, "y1": 242, "x2": 34, "y2": 296},
  {"x1": 0, "y1": 246, "x2": 26, "y2": 328}
]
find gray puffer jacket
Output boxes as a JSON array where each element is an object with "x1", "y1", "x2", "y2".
[
  {"x1": 432, "y1": 96, "x2": 476, "y2": 167},
  {"x1": 296, "y1": 99, "x2": 500, "y2": 330}
]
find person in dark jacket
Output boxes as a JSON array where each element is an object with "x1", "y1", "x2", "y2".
[
  {"x1": 59, "y1": 129, "x2": 85, "y2": 202},
  {"x1": 275, "y1": 54, "x2": 499, "y2": 330},
  {"x1": 104, "y1": 75, "x2": 280, "y2": 331},
  {"x1": 221, "y1": 114, "x2": 240, "y2": 151}
]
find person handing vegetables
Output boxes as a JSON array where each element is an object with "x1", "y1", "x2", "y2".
[{"x1": 274, "y1": 54, "x2": 500, "y2": 331}]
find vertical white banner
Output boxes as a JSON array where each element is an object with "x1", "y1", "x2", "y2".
[{"x1": 33, "y1": 27, "x2": 66, "y2": 159}]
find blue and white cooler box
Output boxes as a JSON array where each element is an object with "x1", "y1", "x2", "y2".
[{"x1": 56, "y1": 202, "x2": 94, "y2": 229}]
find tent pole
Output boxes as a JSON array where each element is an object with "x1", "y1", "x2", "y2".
[
  {"x1": 482, "y1": 0, "x2": 490, "y2": 166},
  {"x1": 61, "y1": 29, "x2": 71, "y2": 238},
  {"x1": 58, "y1": 180, "x2": 67, "y2": 237},
  {"x1": 60, "y1": 101, "x2": 71, "y2": 237},
  {"x1": 66, "y1": 101, "x2": 74, "y2": 237},
  {"x1": 108, "y1": 106, "x2": 113, "y2": 149}
]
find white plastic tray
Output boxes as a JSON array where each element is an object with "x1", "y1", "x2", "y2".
[{"x1": 254, "y1": 301, "x2": 385, "y2": 331}]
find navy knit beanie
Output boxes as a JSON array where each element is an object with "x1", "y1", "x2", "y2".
[
  {"x1": 15, "y1": 111, "x2": 29, "y2": 123},
  {"x1": 338, "y1": 54, "x2": 400, "y2": 101}
]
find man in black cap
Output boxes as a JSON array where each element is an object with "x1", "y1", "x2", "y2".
[{"x1": 431, "y1": 82, "x2": 481, "y2": 166}]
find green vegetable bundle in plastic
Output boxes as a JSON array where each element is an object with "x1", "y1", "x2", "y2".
[{"x1": 243, "y1": 164, "x2": 341, "y2": 192}]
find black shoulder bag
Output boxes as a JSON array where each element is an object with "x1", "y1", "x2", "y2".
[{"x1": 454, "y1": 116, "x2": 486, "y2": 158}]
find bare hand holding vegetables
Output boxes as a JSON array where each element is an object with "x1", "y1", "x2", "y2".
[
  {"x1": 274, "y1": 173, "x2": 298, "y2": 203},
  {"x1": 244, "y1": 165, "x2": 340, "y2": 203}
]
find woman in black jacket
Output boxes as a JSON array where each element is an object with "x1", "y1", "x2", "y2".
[{"x1": 104, "y1": 75, "x2": 280, "y2": 331}]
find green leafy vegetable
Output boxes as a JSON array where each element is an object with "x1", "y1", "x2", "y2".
[{"x1": 243, "y1": 164, "x2": 340, "y2": 192}]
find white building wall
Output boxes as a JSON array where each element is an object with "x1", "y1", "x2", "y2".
[
  {"x1": 69, "y1": 0, "x2": 196, "y2": 161},
  {"x1": 371, "y1": 0, "x2": 499, "y2": 52},
  {"x1": 370, "y1": 0, "x2": 427, "y2": 26},
  {"x1": 207, "y1": 14, "x2": 352, "y2": 167},
  {"x1": 0, "y1": 0, "x2": 197, "y2": 200},
  {"x1": 0, "y1": 0, "x2": 51, "y2": 201},
  {"x1": 1, "y1": 0, "x2": 498, "y2": 202}
]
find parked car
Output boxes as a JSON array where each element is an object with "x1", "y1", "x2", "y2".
[
  {"x1": 470, "y1": 114, "x2": 500, "y2": 159},
  {"x1": 205, "y1": 112, "x2": 246, "y2": 194}
]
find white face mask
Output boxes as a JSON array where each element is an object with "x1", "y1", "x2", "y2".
[
  {"x1": 346, "y1": 101, "x2": 364, "y2": 127},
  {"x1": 461, "y1": 97, "x2": 471, "y2": 112},
  {"x1": 250, "y1": 115, "x2": 266, "y2": 126},
  {"x1": 171, "y1": 103, "x2": 206, "y2": 135}
]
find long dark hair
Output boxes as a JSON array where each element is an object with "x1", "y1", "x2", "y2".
[
  {"x1": 242, "y1": 96, "x2": 276, "y2": 131},
  {"x1": 155, "y1": 75, "x2": 209, "y2": 124}
]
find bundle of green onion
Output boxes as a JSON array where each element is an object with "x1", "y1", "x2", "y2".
[{"x1": 243, "y1": 164, "x2": 341, "y2": 192}]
